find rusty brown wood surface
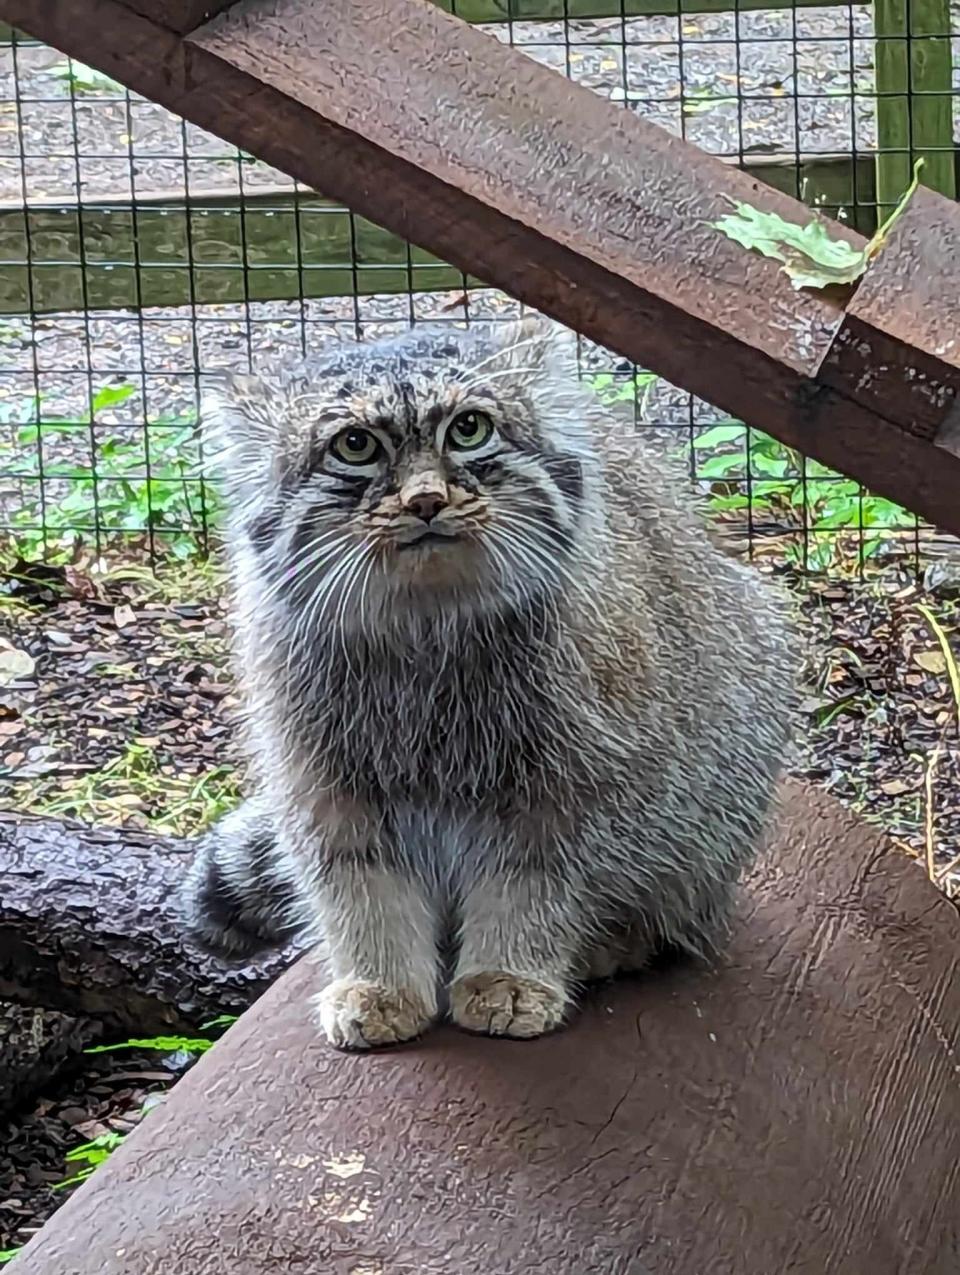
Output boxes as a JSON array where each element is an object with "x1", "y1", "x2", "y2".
[
  {"x1": 5, "y1": 0, "x2": 960, "y2": 533},
  {"x1": 10, "y1": 779, "x2": 960, "y2": 1274},
  {"x1": 117, "y1": 0, "x2": 236, "y2": 33},
  {"x1": 821, "y1": 186, "x2": 960, "y2": 444}
]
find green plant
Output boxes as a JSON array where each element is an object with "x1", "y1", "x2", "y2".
[
  {"x1": 691, "y1": 422, "x2": 913, "y2": 570},
  {"x1": 86, "y1": 1035, "x2": 217, "y2": 1056},
  {"x1": 591, "y1": 369, "x2": 658, "y2": 418},
  {"x1": 712, "y1": 160, "x2": 923, "y2": 291},
  {"x1": 1, "y1": 382, "x2": 220, "y2": 561},
  {"x1": 85, "y1": 1017, "x2": 238, "y2": 1059},
  {"x1": 0, "y1": 1249, "x2": 22, "y2": 1265},
  {"x1": 49, "y1": 1020, "x2": 240, "y2": 1192},
  {"x1": 20, "y1": 741, "x2": 240, "y2": 837},
  {"x1": 588, "y1": 371, "x2": 912, "y2": 572},
  {"x1": 53, "y1": 1133, "x2": 125, "y2": 1192},
  {"x1": 45, "y1": 59, "x2": 123, "y2": 94},
  {"x1": 916, "y1": 604, "x2": 960, "y2": 721},
  {"x1": 682, "y1": 89, "x2": 737, "y2": 116}
]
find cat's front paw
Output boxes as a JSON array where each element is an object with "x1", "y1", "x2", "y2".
[
  {"x1": 449, "y1": 972, "x2": 568, "y2": 1039},
  {"x1": 316, "y1": 978, "x2": 434, "y2": 1051}
]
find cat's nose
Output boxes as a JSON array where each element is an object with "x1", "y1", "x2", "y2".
[{"x1": 400, "y1": 475, "x2": 449, "y2": 522}]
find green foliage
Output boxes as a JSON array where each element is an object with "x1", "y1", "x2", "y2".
[
  {"x1": 682, "y1": 89, "x2": 737, "y2": 116},
  {"x1": 588, "y1": 368, "x2": 912, "y2": 573},
  {"x1": 26, "y1": 740, "x2": 240, "y2": 837},
  {"x1": 692, "y1": 423, "x2": 914, "y2": 570},
  {"x1": 85, "y1": 1016, "x2": 237, "y2": 1059},
  {"x1": 712, "y1": 159, "x2": 923, "y2": 291},
  {"x1": 0, "y1": 1249, "x2": 22, "y2": 1265},
  {"x1": 45, "y1": 59, "x2": 123, "y2": 94},
  {"x1": 591, "y1": 369, "x2": 658, "y2": 419},
  {"x1": 85, "y1": 1035, "x2": 217, "y2": 1057},
  {"x1": 53, "y1": 1133, "x2": 126, "y2": 1191},
  {"x1": 1, "y1": 382, "x2": 221, "y2": 561},
  {"x1": 50, "y1": 1019, "x2": 240, "y2": 1194},
  {"x1": 201, "y1": 1015, "x2": 240, "y2": 1031}
]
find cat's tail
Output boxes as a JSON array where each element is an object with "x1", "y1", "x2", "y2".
[{"x1": 179, "y1": 794, "x2": 307, "y2": 958}]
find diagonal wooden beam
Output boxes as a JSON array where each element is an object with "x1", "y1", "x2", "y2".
[
  {"x1": 116, "y1": 0, "x2": 237, "y2": 34},
  {"x1": 6, "y1": 0, "x2": 960, "y2": 535}
]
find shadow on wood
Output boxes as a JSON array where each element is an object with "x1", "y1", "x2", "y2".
[{"x1": 11, "y1": 779, "x2": 960, "y2": 1273}]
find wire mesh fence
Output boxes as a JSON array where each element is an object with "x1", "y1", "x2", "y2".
[{"x1": 0, "y1": 0, "x2": 956, "y2": 573}]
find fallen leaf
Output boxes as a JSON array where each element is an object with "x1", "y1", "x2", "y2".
[
  {"x1": 712, "y1": 158, "x2": 924, "y2": 291},
  {"x1": 114, "y1": 604, "x2": 136, "y2": 629},
  {"x1": 0, "y1": 640, "x2": 35, "y2": 685},
  {"x1": 880, "y1": 777, "x2": 910, "y2": 795},
  {"x1": 914, "y1": 650, "x2": 947, "y2": 675}
]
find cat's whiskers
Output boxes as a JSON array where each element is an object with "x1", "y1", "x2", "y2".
[
  {"x1": 498, "y1": 512, "x2": 599, "y2": 622},
  {"x1": 454, "y1": 365, "x2": 541, "y2": 397},
  {"x1": 491, "y1": 513, "x2": 581, "y2": 596},
  {"x1": 333, "y1": 538, "x2": 376, "y2": 679},
  {"x1": 291, "y1": 541, "x2": 363, "y2": 653},
  {"x1": 258, "y1": 526, "x2": 353, "y2": 611},
  {"x1": 458, "y1": 332, "x2": 543, "y2": 380}
]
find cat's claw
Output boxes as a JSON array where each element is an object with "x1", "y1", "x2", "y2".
[
  {"x1": 315, "y1": 978, "x2": 434, "y2": 1050},
  {"x1": 449, "y1": 972, "x2": 568, "y2": 1039}
]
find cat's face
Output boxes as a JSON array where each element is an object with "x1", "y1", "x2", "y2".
[{"x1": 205, "y1": 318, "x2": 599, "y2": 631}]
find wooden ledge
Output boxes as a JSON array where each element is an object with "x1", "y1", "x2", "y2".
[{"x1": 10, "y1": 779, "x2": 960, "y2": 1273}]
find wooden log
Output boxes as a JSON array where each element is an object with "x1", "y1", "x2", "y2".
[
  {"x1": 10, "y1": 779, "x2": 960, "y2": 1274},
  {"x1": 0, "y1": 815, "x2": 297, "y2": 1037},
  {"x1": 0, "y1": 153, "x2": 897, "y2": 317},
  {"x1": 7, "y1": 0, "x2": 960, "y2": 536}
]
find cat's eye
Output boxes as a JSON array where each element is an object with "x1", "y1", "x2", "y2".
[
  {"x1": 448, "y1": 410, "x2": 494, "y2": 451},
  {"x1": 330, "y1": 428, "x2": 382, "y2": 466}
]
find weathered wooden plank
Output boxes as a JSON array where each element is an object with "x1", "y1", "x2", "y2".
[
  {"x1": 117, "y1": 0, "x2": 237, "y2": 32},
  {"x1": 0, "y1": 154, "x2": 890, "y2": 316},
  {"x1": 874, "y1": 0, "x2": 955, "y2": 209},
  {"x1": 0, "y1": 190, "x2": 464, "y2": 312},
  {"x1": 12, "y1": 781, "x2": 960, "y2": 1274},
  {"x1": 4, "y1": 0, "x2": 960, "y2": 537}
]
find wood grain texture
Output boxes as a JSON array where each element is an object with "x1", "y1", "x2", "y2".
[
  {"x1": 117, "y1": 0, "x2": 236, "y2": 34},
  {"x1": 5, "y1": 0, "x2": 960, "y2": 533},
  {"x1": 11, "y1": 779, "x2": 960, "y2": 1273},
  {"x1": 0, "y1": 816, "x2": 297, "y2": 1035},
  {"x1": 822, "y1": 186, "x2": 960, "y2": 443}
]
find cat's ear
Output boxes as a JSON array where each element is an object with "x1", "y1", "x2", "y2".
[{"x1": 497, "y1": 312, "x2": 581, "y2": 383}]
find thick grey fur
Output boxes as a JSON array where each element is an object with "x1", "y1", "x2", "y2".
[{"x1": 180, "y1": 317, "x2": 796, "y2": 1049}]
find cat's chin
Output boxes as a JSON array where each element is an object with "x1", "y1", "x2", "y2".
[{"x1": 385, "y1": 536, "x2": 483, "y2": 588}]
